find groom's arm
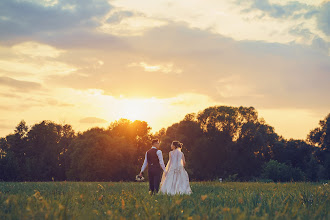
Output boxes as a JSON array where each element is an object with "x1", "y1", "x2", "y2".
[
  {"x1": 140, "y1": 152, "x2": 148, "y2": 174},
  {"x1": 156, "y1": 150, "x2": 166, "y2": 171}
]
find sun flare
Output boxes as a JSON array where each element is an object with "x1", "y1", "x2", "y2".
[
  {"x1": 120, "y1": 99, "x2": 150, "y2": 121},
  {"x1": 114, "y1": 98, "x2": 166, "y2": 122}
]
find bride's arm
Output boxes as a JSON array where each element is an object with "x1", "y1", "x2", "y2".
[{"x1": 182, "y1": 152, "x2": 186, "y2": 167}]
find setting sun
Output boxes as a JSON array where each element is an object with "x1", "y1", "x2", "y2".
[{"x1": 117, "y1": 98, "x2": 162, "y2": 122}]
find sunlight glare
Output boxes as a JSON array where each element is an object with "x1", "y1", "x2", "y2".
[{"x1": 115, "y1": 98, "x2": 165, "y2": 122}]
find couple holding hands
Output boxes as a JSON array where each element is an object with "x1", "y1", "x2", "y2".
[{"x1": 138, "y1": 139, "x2": 192, "y2": 195}]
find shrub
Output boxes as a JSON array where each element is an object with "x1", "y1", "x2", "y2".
[{"x1": 261, "y1": 160, "x2": 304, "y2": 182}]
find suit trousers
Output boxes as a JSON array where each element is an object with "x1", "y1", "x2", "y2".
[{"x1": 148, "y1": 166, "x2": 162, "y2": 194}]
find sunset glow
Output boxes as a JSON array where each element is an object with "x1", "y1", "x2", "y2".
[
  {"x1": 0, "y1": 0, "x2": 329, "y2": 139},
  {"x1": 114, "y1": 98, "x2": 164, "y2": 122}
]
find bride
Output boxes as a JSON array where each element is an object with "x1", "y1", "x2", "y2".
[{"x1": 159, "y1": 141, "x2": 192, "y2": 195}]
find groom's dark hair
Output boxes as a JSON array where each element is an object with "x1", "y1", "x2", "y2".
[{"x1": 152, "y1": 139, "x2": 159, "y2": 145}]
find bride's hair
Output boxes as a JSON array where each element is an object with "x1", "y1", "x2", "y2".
[{"x1": 172, "y1": 141, "x2": 183, "y2": 149}]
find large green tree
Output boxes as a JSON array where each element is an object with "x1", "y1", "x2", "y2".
[
  {"x1": 66, "y1": 119, "x2": 153, "y2": 181},
  {"x1": 307, "y1": 113, "x2": 330, "y2": 179},
  {"x1": 158, "y1": 106, "x2": 279, "y2": 180},
  {"x1": 0, "y1": 120, "x2": 75, "y2": 181}
]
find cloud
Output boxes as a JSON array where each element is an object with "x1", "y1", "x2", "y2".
[
  {"x1": 311, "y1": 36, "x2": 330, "y2": 54},
  {"x1": 105, "y1": 10, "x2": 135, "y2": 24},
  {"x1": 316, "y1": 1, "x2": 330, "y2": 36},
  {"x1": 12, "y1": 41, "x2": 65, "y2": 58},
  {"x1": 0, "y1": 0, "x2": 111, "y2": 43},
  {"x1": 0, "y1": 41, "x2": 77, "y2": 79},
  {"x1": 128, "y1": 62, "x2": 182, "y2": 74},
  {"x1": 43, "y1": 22, "x2": 330, "y2": 112},
  {"x1": 285, "y1": 20, "x2": 329, "y2": 55},
  {"x1": 79, "y1": 117, "x2": 108, "y2": 124},
  {"x1": 236, "y1": 0, "x2": 316, "y2": 19},
  {"x1": 0, "y1": 76, "x2": 43, "y2": 92},
  {"x1": 286, "y1": 24, "x2": 329, "y2": 55},
  {"x1": 99, "y1": 13, "x2": 167, "y2": 36},
  {"x1": 46, "y1": 98, "x2": 75, "y2": 107},
  {"x1": 235, "y1": 0, "x2": 330, "y2": 39},
  {"x1": 0, "y1": 59, "x2": 77, "y2": 77},
  {"x1": 0, "y1": 92, "x2": 21, "y2": 98},
  {"x1": 0, "y1": 105, "x2": 11, "y2": 111},
  {"x1": 288, "y1": 23, "x2": 313, "y2": 40}
]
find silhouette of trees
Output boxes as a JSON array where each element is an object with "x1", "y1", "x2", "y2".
[
  {"x1": 0, "y1": 107, "x2": 329, "y2": 182},
  {"x1": 0, "y1": 120, "x2": 75, "y2": 181},
  {"x1": 307, "y1": 113, "x2": 330, "y2": 180},
  {"x1": 66, "y1": 119, "x2": 151, "y2": 181},
  {"x1": 157, "y1": 106, "x2": 279, "y2": 180}
]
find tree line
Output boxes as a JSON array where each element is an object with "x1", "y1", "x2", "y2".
[{"x1": 0, "y1": 106, "x2": 329, "y2": 182}]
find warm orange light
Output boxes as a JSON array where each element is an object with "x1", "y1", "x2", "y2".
[
  {"x1": 120, "y1": 99, "x2": 150, "y2": 121},
  {"x1": 112, "y1": 98, "x2": 166, "y2": 123}
]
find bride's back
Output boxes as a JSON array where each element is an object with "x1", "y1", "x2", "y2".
[
  {"x1": 159, "y1": 145, "x2": 192, "y2": 195},
  {"x1": 168, "y1": 149, "x2": 183, "y2": 171}
]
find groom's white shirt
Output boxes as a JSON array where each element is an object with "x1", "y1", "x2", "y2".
[{"x1": 140, "y1": 146, "x2": 166, "y2": 173}]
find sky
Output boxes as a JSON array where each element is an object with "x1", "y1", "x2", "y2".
[{"x1": 0, "y1": 0, "x2": 329, "y2": 139}]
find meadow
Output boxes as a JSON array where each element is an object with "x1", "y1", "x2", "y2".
[{"x1": 0, "y1": 181, "x2": 329, "y2": 220}]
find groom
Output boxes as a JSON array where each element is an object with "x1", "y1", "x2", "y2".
[{"x1": 139, "y1": 139, "x2": 166, "y2": 195}]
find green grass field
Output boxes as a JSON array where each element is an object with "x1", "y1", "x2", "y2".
[{"x1": 0, "y1": 181, "x2": 329, "y2": 219}]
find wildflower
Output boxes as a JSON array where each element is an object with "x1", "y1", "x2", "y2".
[
  {"x1": 238, "y1": 197, "x2": 243, "y2": 204},
  {"x1": 98, "y1": 184, "x2": 105, "y2": 190},
  {"x1": 201, "y1": 195, "x2": 207, "y2": 201},
  {"x1": 254, "y1": 207, "x2": 260, "y2": 213},
  {"x1": 33, "y1": 190, "x2": 43, "y2": 201},
  {"x1": 121, "y1": 198, "x2": 125, "y2": 210},
  {"x1": 176, "y1": 199, "x2": 182, "y2": 205},
  {"x1": 59, "y1": 204, "x2": 65, "y2": 210}
]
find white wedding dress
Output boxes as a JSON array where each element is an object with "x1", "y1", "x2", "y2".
[{"x1": 159, "y1": 148, "x2": 192, "y2": 195}]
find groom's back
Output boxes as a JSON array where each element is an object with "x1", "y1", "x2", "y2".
[{"x1": 147, "y1": 148, "x2": 161, "y2": 170}]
